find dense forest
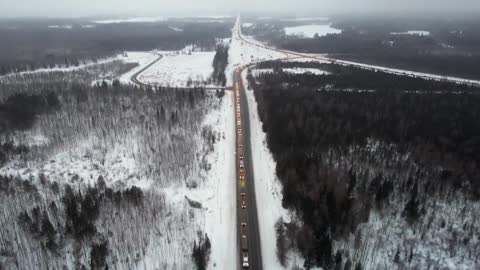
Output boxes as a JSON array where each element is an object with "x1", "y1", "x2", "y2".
[
  {"x1": 211, "y1": 43, "x2": 229, "y2": 86},
  {"x1": 250, "y1": 16, "x2": 480, "y2": 79},
  {"x1": 0, "y1": 62, "x2": 225, "y2": 269},
  {"x1": 248, "y1": 62, "x2": 480, "y2": 269},
  {"x1": 0, "y1": 20, "x2": 231, "y2": 75}
]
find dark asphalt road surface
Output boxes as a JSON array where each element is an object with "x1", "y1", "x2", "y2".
[{"x1": 234, "y1": 68, "x2": 263, "y2": 270}]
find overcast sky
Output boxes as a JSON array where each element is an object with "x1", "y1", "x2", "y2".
[{"x1": 0, "y1": 0, "x2": 479, "y2": 18}]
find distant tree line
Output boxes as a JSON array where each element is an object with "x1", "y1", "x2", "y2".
[
  {"x1": 255, "y1": 60, "x2": 479, "y2": 92},
  {"x1": 256, "y1": 16, "x2": 480, "y2": 79},
  {"x1": 0, "y1": 21, "x2": 231, "y2": 76}
]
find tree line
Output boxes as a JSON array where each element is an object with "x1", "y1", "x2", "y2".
[
  {"x1": 248, "y1": 64, "x2": 480, "y2": 269},
  {"x1": 211, "y1": 43, "x2": 229, "y2": 86}
]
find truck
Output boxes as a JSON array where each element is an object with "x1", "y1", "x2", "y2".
[
  {"x1": 241, "y1": 235, "x2": 248, "y2": 251},
  {"x1": 241, "y1": 235, "x2": 249, "y2": 268}
]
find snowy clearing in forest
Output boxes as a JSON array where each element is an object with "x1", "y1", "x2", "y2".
[
  {"x1": 284, "y1": 24, "x2": 342, "y2": 38},
  {"x1": 391, "y1": 30, "x2": 431, "y2": 36},
  {"x1": 252, "y1": 68, "x2": 330, "y2": 77},
  {"x1": 117, "y1": 51, "x2": 159, "y2": 84},
  {"x1": 138, "y1": 51, "x2": 215, "y2": 87}
]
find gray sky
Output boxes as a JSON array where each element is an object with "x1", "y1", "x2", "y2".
[{"x1": 0, "y1": 0, "x2": 479, "y2": 18}]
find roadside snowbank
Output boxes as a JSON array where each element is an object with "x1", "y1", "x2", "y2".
[
  {"x1": 202, "y1": 91, "x2": 237, "y2": 269},
  {"x1": 242, "y1": 69, "x2": 303, "y2": 269}
]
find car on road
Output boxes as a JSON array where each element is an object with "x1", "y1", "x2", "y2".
[
  {"x1": 240, "y1": 160, "x2": 244, "y2": 168},
  {"x1": 241, "y1": 201, "x2": 246, "y2": 209},
  {"x1": 241, "y1": 192, "x2": 246, "y2": 197},
  {"x1": 239, "y1": 155, "x2": 243, "y2": 160},
  {"x1": 242, "y1": 252, "x2": 249, "y2": 268},
  {"x1": 241, "y1": 235, "x2": 249, "y2": 268}
]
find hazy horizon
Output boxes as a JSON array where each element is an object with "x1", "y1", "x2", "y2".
[{"x1": 0, "y1": 0, "x2": 479, "y2": 19}]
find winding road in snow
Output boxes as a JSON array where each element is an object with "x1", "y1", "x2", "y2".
[
  {"x1": 130, "y1": 52, "x2": 230, "y2": 90},
  {"x1": 130, "y1": 53, "x2": 163, "y2": 87}
]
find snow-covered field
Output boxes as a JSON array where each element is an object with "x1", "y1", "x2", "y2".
[
  {"x1": 138, "y1": 51, "x2": 215, "y2": 87},
  {"x1": 117, "y1": 51, "x2": 159, "y2": 84},
  {"x1": 280, "y1": 17, "x2": 329, "y2": 22},
  {"x1": 391, "y1": 30, "x2": 431, "y2": 36},
  {"x1": 284, "y1": 24, "x2": 342, "y2": 38},
  {"x1": 93, "y1": 17, "x2": 166, "y2": 24},
  {"x1": 48, "y1": 24, "x2": 73, "y2": 29},
  {"x1": 252, "y1": 67, "x2": 330, "y2": 76}
]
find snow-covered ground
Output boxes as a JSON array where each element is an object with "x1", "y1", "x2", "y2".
[
  {"x1": 0, "y1": 83, "x2": 236, "y2": 269},
  {"x1": 226, "y1": 17, "x2": 287, "y2": 86},
  {"x1": 252, "y1": 67, "x2": 330, "y2": 76},
  {"x1": 322, "y1": 57, "x2": 480, "y2": 85},
  {"x1": 169, "y1": 26, "x2": 183, "y2": 32},
  {"x1": 93, "y1": 16, "x2": 166, "y2": 24},
  {"x1": 48, "y1": 24, "x2": 73, "y2": 29},
  {"x1": 226, "y1": 16, "x2": 304, "y2": 269},
  {"x1": 117, "y1": 51, "x2": 159, "y2": 84},
  {"x1": 195, "y1": 91, "x2": 237, "y2": 269},
  {"x1": 280, "y1": 17, "x2": 329, "y2": 22},
  {"x1": 242, "y1": 69, "x2": 304, "y2": 269},
  {"x1": 284, "y1": 24, "x2": 342, "y2": 38},
  {"x1": 138, "y1": 51, "x2": 215, "y2": 87},
  {"x1": 0, "y1": 54, "x2": 127, "y2": 78},
  {"x1": 391, "y1": 30, "x2": 431, "y2": 36}
]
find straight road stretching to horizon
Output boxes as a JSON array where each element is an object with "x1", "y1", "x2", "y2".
[{"x1": 234, "y1": 67, "x2": 263, "y2": 270}]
